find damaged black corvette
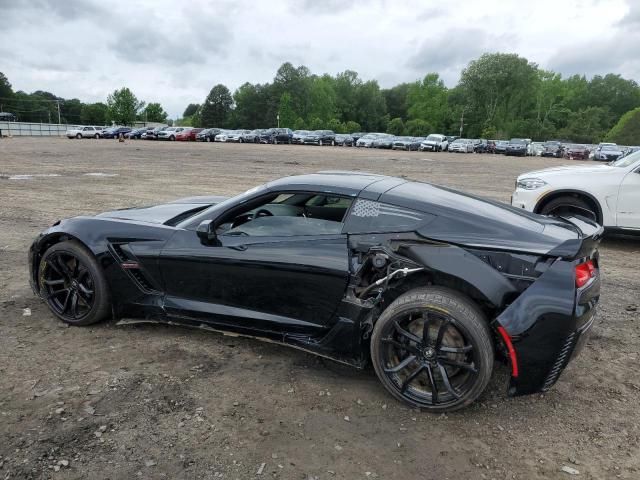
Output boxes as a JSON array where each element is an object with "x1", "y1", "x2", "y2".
[{"x1": 29, "y1": 172, "x2": 602, "y2": 411}]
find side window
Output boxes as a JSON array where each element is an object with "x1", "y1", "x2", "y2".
[
  {"x1": 344, "y1": 199, "x2": 434, "y2": 233},
  {"x1": 219, "y1": 193, "x2": 353, "y2": 237}
]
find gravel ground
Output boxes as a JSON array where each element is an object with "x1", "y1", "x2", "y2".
[{"x1": 1, "y1": 137, "x2": 639, "y2": 480}]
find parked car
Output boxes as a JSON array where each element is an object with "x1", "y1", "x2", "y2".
[
  {"x1": 260, "y1": 128, "x2": 293, "y2": 144},
  {"x1": 126, "y1": 128, "x2": 150, "y2": 140},
  {"x1": 392, "y1": 136, "x2": 422, "y2": 151},
  {"x1": 505, "y1": 138, "x2": 528, "y2": 156},
  {"x1": 69, "y1": 126, "x2": 105, "y2": 139},
  {"x1": 448, "y1": 138, "x2": 474, "y2": 153},
  {"x1": 303, "y1": 130, "x2": 336, "y2": 146},
  {"x1": 196, "y1": 128, "x2": 222, "y2": 142},
  {"x1": 529, "y1": 142, "x2": 545, "y2": 156},
  {"x1": 512, "y1": 151, "x2": 640, "y2": 230},
  {"x1": 356, "y1": 133, "x2": 386, "y2": 148},
  {"x1": 472, "y1": 139, "x2": 489, "y2": 153},
  {"x1": 334, "y1": 134, "x2": 354, "y2": 146},
  {"x1": 371, "y1": 135, "x2": 395, "y2": 149},
  {"x1": 65, "y1": 126, "x2": 83, "y2": 139},
  {"x1": 157, "y1": 127, "x2": 186, "y2": 141},
  {"x1": 564, "y1": 144, "x2": 590, "y2": 160},
  {"x1": 419, "y1": 134, "x2": 449, "y2": 152},
  {"x1": 351, "y1": 132, "x2": 366, "y2": 143},
  {"x1": 241, "y1": 130, "x2": 264, "y2": 143},
  {"x1": 593, "y1": 143, "x2": 624, "y2": 162},
  {"x1": 494, "y1": 140, "x2": 508, "y2": 154},
  {"x1": 215, "y1": 130, "x2": 247, "y2": 142},
  {"x1": 541, "y1": 141, "x2": 564, "y2": 158},
  {"x1": 102, "y1": 127, "x2": 132, "y2": 139},
  {"x1": 144, "y1": 126, "x2": 166, "y2": 140},
  {"x1": 175, "y1": 128, "x2": 203, "y2": 141},
  {"x1": 29, "y1": 171, "x2": 602, "y2": 411},
  {"x1": 292, "y1": 130, "x2": 310, "y2": 144}
]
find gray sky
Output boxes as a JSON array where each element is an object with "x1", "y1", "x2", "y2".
[{"x1": 1, "y1": 0, "x2": 637, "y2": 118}]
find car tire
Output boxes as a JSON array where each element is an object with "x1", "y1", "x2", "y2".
[
  {"x1": 206, "y1": 137, "x2": 211, "y2": 142},
  {"x1": 331, "y1": 140, "x2": 335, "y2": 146},
  {"x1": 319, "y1": 140, "x2": 323, "y2": 146},
  {"x1": 273, "y1": 138, "x2": 278, "y2": 145},
  {"x1": 539, "y1": 195, "x2": 597, "y2": 222},
  {"x1": 170, "y1": 135, "x2": 175, "y2": 141},
  {"x1": 371, "y1": 286, "x2": 494, "y2": 412},
  {"x1": 38, "y1": 240, "x2": 111, "y2": 326},
  {"x1": 76, "y1": 133, "x2": 82, "y2": 139}
]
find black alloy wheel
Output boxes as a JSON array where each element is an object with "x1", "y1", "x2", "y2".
[
  {"x1": 39, "y1": 241, "x2": 110, "y2": 326},
  {"x1": 371, "y1": 287, "x2": 493, "y2": 411}
]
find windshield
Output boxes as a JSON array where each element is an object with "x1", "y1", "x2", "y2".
[
  {"x1": 612, "y1": 151, "x2": 640, "y2": 168},
  {"x1": 601, "y1": 145, "x2": 619, "y2": 151},
  {"x1": 426, "y1": 135, "x2": 442, "y2": 141},
  {"x1": 510, "y1": 139, "x2": 526, "y2": 144}
]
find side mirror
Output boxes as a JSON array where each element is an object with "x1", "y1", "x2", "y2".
[{"x1": 196, "y1": 219, "x2": 217, "y2": 243}]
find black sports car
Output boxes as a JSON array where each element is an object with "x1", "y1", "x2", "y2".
[{"x1": 28, "y1": 172, "x2": 602, "y2": 411}]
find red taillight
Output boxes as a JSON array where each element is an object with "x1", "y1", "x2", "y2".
[
  {"x1": 497, "y1": 326, "x2": 519, "y2": 378},
  {"x1": 575, "y1": 259, "x2": 596, "y2": 288}
]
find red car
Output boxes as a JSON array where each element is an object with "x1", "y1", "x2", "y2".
[
  {"x1": 175, "y1": 128, "x2": 203, "y2": 141},
  {"x1": 564, "y1": 144, "x2": 590, "y2": 160}
]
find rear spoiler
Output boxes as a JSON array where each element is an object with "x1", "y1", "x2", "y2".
[{"x1": 547, "y1": 215, "x2": 604, "y2": 259}]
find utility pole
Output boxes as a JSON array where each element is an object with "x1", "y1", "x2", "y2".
[
  {"x1": 459, "y1": 109, "x2": 465, "y2": 137},
  {"x1": 277, "y1": 114, "x2": 280, "y2": 128},
  {"x1": 56, "y1": 100, "x2": 61, "y2": 124}
]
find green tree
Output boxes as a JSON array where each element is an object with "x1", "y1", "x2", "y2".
[
  {"x1": 355, "y1": 80, "x2": 387, "y2": 131},
  {"x1": 200, "y1": 84, "x2": 233, "y2": 127},
  {"x1": 327, "y1": 118, "x2": 344, "y2": 133},
  {"x1": 459, "y1": 53, "x2": 539, "y2": 137},
  {"x1": 61, "y1": 98, "x2": 83, "y2": 124},
  {"x1": 293, "y1": 117, "x2": 306, "y2": 130},
  {"x1": 106, "y1": 87, "x2": 144, "y2": 125},
  {"x1": 344, "y1": 120, "x2": 361, "y2": 132},
  {"x1": 558, "y1": 107, "x2": 610, "y2": 143},
  {"x1": 0, "y1": 72, "x2": 14, "y2": 102},
  {"x1": 383, "y1": 83, "x2": 412, "y2": 120},
  {"x1": 278, "y1": 92, "x2": 297, "y2": 128},
  {"x1": 183, "y1": 103, "x2": 200, "y2": 118},
  {"x1": 233, "y1": 82, "x2": 270, "y2": 128},
  {"x1": 605, "y1": 107, "x2": 640, "y2": 145},
  {"x1": 307, "y1": 75, "x2": 337, "y2": 125},
  {"x1": 81, "y1": 102, "x2": 108, "y2": 125},
  {"x1": 405, "y1": 119, "x2": 432, "y2": 137},
  {"x1": 309, "y1": 117, "x2": 324, "y2": 130},
  {"x1": 407, "y1": 73, "x2": 449, "y2": 131},
  {"x1": 142, "y1": 102, "x2": 168, "y2": 123},
  {"x1": 387, "y1": 117, "x2": 405, "y2": 135}
]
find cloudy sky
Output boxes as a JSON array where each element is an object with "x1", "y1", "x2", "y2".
[{"x1": 1, "y1": 0, "x2": 638, "y2": 118}]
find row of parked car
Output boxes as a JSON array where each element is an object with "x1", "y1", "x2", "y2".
[{"x1": 65, "y1": 125, "x2": 638, "y2": 161}]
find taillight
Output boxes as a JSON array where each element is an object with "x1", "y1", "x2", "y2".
[{"x1": 575, "y1": 259, "x2": 596, "y2": 288}]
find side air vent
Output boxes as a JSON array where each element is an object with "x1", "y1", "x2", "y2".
[{"x1": 108, "y1": 242, "x2": 160, "y2": 295}]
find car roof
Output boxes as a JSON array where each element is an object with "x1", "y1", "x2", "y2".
[{"x1": 266, "y1": 171, "x2": 396, "y2": 196}]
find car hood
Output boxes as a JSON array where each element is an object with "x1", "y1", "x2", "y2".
[
  {"x1": 520, "y1": 164, "x2": 617, "y2": 178},
  {"x1": 96, "y1": 195, "x2": 229, "y2": 226}
]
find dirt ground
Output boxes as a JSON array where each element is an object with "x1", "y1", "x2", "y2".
[{"x1": 1, "y1": 137, "x2": 639, "y2": 480}]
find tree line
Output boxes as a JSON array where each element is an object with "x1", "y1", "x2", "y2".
[
  {"x1": 2, "y1": 52, "x2": 640, "y2": 143},
  {"x1": 0, "y1": 73, "x2": 168, "y2": 126}
]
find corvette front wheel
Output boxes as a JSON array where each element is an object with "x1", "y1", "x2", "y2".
[
  {"x1": 38, "y1": 241, "x2": 110, "y2": 326},
  {"x1": 371, "y1": 287, "x2": 493, "y2": 412}
]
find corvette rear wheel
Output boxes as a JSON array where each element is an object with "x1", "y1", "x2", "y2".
[
  {"x1": 371, "y1": 287, "x2": 493, "y2": 412},
  {"x1": 39, "y1": 241, "x2": 110, "y2": 326}
]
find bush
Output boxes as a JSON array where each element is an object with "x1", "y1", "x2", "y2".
[
  {"x1": 605, "y1": 107, "x2": 640, "y2": 145},
  {"x1": 405, "y1": 119, "x2": 432, "y2": 137},
  {"x1": 345, "y1": 120, "x2": 361, "y2": 133},
  {"x1": 387, "y1": 117, "x2": 405, "y2": 136},
  {"x1": 308, "y1": 117, "x2": 324, "y2": 130},
  {"x1": 327, "y1": 118, "x2": 344, "y2": 133}
]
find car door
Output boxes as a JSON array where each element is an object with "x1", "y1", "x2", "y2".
[
  {"x1": 158, "y1": 196, "x2": 352, "y2": 334},
  {"x1": 617, "y1": 167, "x2": 640, "y2": 229}
]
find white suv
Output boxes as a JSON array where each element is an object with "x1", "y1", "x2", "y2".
[
  {"x1": 512, "y1": 152, "x2": 640, "y2": 231},
  {"x1": 66, "y1": 126, "x2": 104, "y2": 139},
  {"x1": 419, "y1": 134, "x2": 448, "y2": 152}
]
